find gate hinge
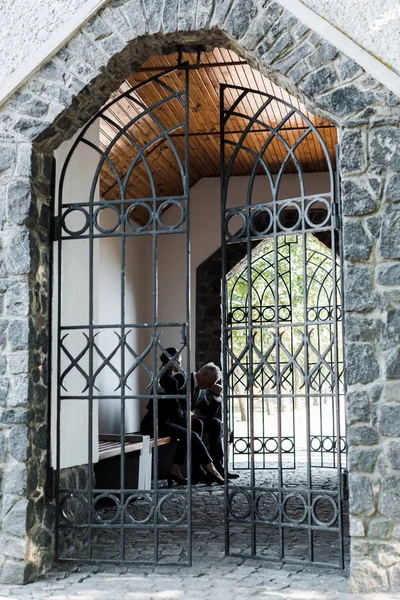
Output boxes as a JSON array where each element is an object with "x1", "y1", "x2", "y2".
[
  {"x1": 340, "y1": 469, "x2": 349, "y2": 501},
  {"x1": 46, "y1": 466, "x2": 57, "y2": 500},
  {"x1": 52, "y1": 216, "x2": 61, "y2": 242}
]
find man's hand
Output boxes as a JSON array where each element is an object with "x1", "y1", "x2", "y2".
[{"x1": 211, "y1": 383, "x2": 222, "y2": 395}]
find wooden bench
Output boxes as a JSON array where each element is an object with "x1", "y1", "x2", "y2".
[{"x1": 97, "y1": 433, "x2": 172, "y2": 490}]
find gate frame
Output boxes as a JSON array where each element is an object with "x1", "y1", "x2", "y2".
[{"x1": 0, "y1": 2, "x2": 397, "y2": 591}]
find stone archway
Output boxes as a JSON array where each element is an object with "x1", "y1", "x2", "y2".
[{"x1": 0, "y1": 0, "x2": 399, "y2": 591}]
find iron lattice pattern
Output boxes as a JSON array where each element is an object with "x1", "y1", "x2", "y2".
[
  {"x1": 221, "y1": 85, "x2": 346, "y2": 568},
  {"x1": 54, "y1": 68, "x2": 192, "y2": 565}
]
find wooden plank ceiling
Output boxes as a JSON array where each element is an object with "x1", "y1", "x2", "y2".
[{"x1": 100, "y1": 48, "x2": 337, "y2": 202}]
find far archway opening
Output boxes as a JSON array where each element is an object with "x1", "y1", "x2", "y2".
[{"x1": 51, "y1": 48, "x2": 347, "y2": 569}]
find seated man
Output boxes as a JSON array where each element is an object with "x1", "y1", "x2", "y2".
[{"x1": 191, "y1": 363, "x2": 239, "y2": 480}]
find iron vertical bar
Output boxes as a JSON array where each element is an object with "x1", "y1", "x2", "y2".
[
  {"x1": 334, "y1": 144, "x2": 345, "y2": 568},
  {"x1": 87, "y1": 151, "x2": 94, "y2": 561},
  {"x1": 120, "y1": 171, "x2": 127, "y2": 561},
  {"x1": 220, "y1": 84, "x2": 231, "y2": 558},
  {"x1": 272, "y1": 190, "x2": 284, "y2": 561},
  {"x1": 184, "y1": 67, "x2": 192, "y2": 566},
  {"x1": 303, "y1": 230, "x2": 313, "y2": 564}
]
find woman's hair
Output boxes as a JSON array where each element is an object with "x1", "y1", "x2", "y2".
[{"x1": 160, "y1": 347, "x2": 179, "y2": 366}]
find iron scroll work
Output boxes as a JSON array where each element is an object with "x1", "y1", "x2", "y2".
[
  {"x1": 220, "y1": 85, "x2": 346, "y2": 567},
  {"x1": 53, "y1": 67, "x2": 192, "y2": 565}
]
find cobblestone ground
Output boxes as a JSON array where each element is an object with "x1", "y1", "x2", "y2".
[
  {"x1": 0, "y1": 559, "x2": 398, "y2": 600},
  {"x1": 0, "y1": 468, "x2": 366, "y2": 599}
]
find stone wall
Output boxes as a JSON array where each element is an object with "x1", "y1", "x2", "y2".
[{"x1": 0, "y1": 0, "x2": 398, "y2": 591}]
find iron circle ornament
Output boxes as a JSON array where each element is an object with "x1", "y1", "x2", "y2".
[
  {"x1": 253, "y1": 437, "x2": 263, "y2": 453},
  {"x1": 92, "y1": 493, "x2": 121, "y2": 525},
  {"x1": 156, "y1": 199, "x2": 185, "y2": 230},
  {"x1": 311, "y1": 495, "x2": 338, "y2": 528},
  {"x1": 157, "y1": 492, "x2": 187, "y2": 525},
  {"x1": 234, "y1": 438, "x2": 249, "y2": 454},
  {"x1": 256, "y1": 491, "x2": 279, "y2": 522},
  {"x1": 322, "y1": 436, "x2": 335, "y2": 452},
  {"x1": 281, "y1": 437, "x2": 295, "y2": 453},
  {"x1": 265, "y1": 437, "x2": 279, "y2": 453},
  {"x1": 225, "y1": 210, "x2": 246, "y2": 239},
  {"x1": 277, "y1": 201, "x2": 302, "y2": 232},
  {"x1": 305, "y1": 197, "x2": 331, "y2": 229},
  {"x1": 282, "y1": 493, "x2": 308, "y2": 524},
  {"x1": 250, "y1": 207, "x2": 273, "y2": 236},
  {"x1": 94, "y1": 204, "x2": 121, "y2": 234},
  {"x1": 59, "y1": 493, "x2": 88, "y2": 525},
  {"x1": 310, "y1": 436, "x2": 322, "y2": 451},
  {"x1": 61, "y1": 206, "x2": 90, "y2": 237},
  {"x1": 125, "y1": 201, "x2": 153, "y2": 232},
  {"x1": 228, "y1": 489, "x2": 252, "y2": 521},
  {"x1": 124, "y1": 493, "x2": 155, "y2": 524}
]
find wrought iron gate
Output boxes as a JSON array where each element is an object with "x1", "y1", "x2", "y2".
[
  {"x1": 53, "y1": 67, "x2": 192, "y2": 565},
  {"x1": 221, "y1": 85, "x2": 345, "y2": 567}
]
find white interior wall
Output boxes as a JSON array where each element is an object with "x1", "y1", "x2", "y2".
[
  {"x1": 158, "y1": 172, "x2": 331, "y2": 370},
  {"x1": 52, "y1": 123, "x2": 152, "y2": 468},
  {"x1": 52, "y1": 121, "x2": 100, "y2": 469}
]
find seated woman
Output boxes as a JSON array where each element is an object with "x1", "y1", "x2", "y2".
[{"x1": 140, "y1": 347, "x2": 223, "y2": 486}]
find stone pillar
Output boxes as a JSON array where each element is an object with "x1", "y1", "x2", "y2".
[
  {"x1": 341, "y1": 112, "x2": 400, "y2": 591},
  {"x1": 0, "y1": 141, "x2": 54, "y2": 583}
]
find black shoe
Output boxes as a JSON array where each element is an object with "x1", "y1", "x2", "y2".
[
  {"x1": 167, "y1": 472, "x2": 188, "y2": 487},
  {"x1": 216, "y1": 467, "x2": 240, "y2": 480},
  {"x1": 206, "y1": 464, "x2": 224, "y2": 485},
  {"x1": 192, "y1": 468, "x2": 209, "y2": 484}
]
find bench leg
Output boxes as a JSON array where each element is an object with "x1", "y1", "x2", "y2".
[{"x1": 138, "y1": 435, "x2": 152, "y2": 490}]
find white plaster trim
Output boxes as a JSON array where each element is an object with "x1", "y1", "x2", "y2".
[
  {"x1": 277, "y1": 0, "x2": 400, "y2": 97},
  {"x1": 0, "y1": 0, "x2": 110, "y2": 108},
  {"x1": 0, "y1": 0, "x2": 400, "y2": 108}
]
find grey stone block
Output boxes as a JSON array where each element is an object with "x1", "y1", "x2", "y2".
[
  {"x1": 379, "y1": 406, "x2": 400, "y2": 436},
  {"x1": 348, "y1": 425, "x2": 379, "y2": 446},
  {"x1": 341, "y1": 130, "x2": 366, "y2": 174},
  {"x1": 377, "y1": 263, "x2": 400, "y2": 286},
  {"x1": 380, "y1": 476, "x2": 400, "y2": 518},
  {"x1": 318, "y1": 85, "x2": 378, "y2": 118},
  {"x1": 0, "y1": 430, "x2": 5, "y2": 461},
  {"x1": 8, "y1": 319, "x2": 30, "y2": 350},
  {"x1": 0, "y1": 408, "x2": 30, "y2": 423},
  {"x1": 0, "y1": 146, "x2": 15, "y2": 174},
  {"x1": 7, "y1": 180, "x2": 34, "y2": 225},
  {"x1": 386, "y1": 173, "x2": 400, "y2": 203},
  {"x1": 2, "y1": 463, "x2": 27, "y2": 494},
  {"x1": 349, "y1": 474, "x2": 375, "y2": 516},
  {"x1": 349, "y1": 447, "x2": 379, "y2": 472},
  {"x1": 347, "y1": 390, "x2": 370, "y2": 425},
  {"x1": 4, "y1": 282, "x2": 29, "y2": 317},
  {"x1": 386, "y1": 441, "x2": 400, "y2": 469},
  {"x1": 341, "y1": 179, "x2": 378, "y2": 216},
  {"x1": 338, "y1": 57, "x2": 364, "y2": 81},
  {"x1": 300, "y1": 65, "x2": 338, "y2": 97},
  {"x1": 344, "y1": 265, "x2": 375, "y2": 312},
  {"x1": 1, "y1": 559, "x2": 33, "y2": 585},
  {"x1": 388, "y1": 310, "x2": 400, "y2": 341},
  {"x1": 307, "y1": 42, "x2": 338, "y2": 70},
  {"x1": 385, "y1": 347, "x2": 400, "y2": 379},
  {"x1": 13, "y1": 117, "x2": 49, "y2": 141},
  {"x1": 261, "y1": 32, "x2": 293, "y2": 64},
  {"x1": 343, "y1": 219, "x2": 373, "y2": 260},
  {"x1": 0, "y1": 377, "x2": 9, "y2": 406},
  {"x1": 369, "y1": 519, "x2": 391, "y2": 539},
  {"x1": 5, "y1": 229, "x2": 38, "y2": 275},
  {"x1": 371, "y1": 128, "x2": 400, "y2": 171},
  {"x1": 9, "y1": 425, "x2": 29, "y2": 462}
]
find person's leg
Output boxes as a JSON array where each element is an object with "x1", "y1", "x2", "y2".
[{"x1": 203, "y1": 417, "x2": 223, "y2": 472}]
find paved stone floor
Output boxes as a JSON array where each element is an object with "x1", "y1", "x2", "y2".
[
  {"x1": 1, "y1": 467, "x2": 377, "y2": 600},
  {"x1": 0, "y1": 560, "x2": 398, "y2": 600}
]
